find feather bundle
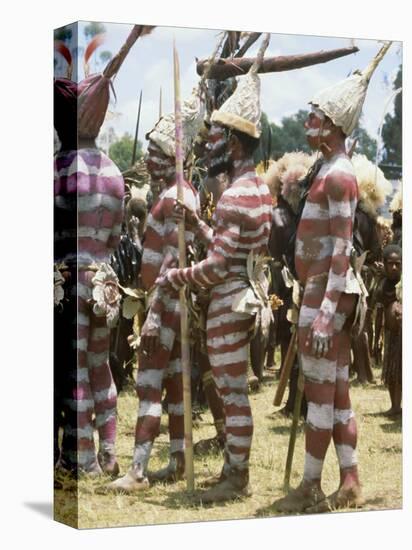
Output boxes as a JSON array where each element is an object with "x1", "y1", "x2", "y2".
[
  {"x1": 84, "y1": 33, "x2": 106, "y2": 77},
  {"x1": 263, "y1": 152, "x2": 316, "y2": 212},
  {"x1": 54, "y1": 40, "x2": 73, "y2": 78},
  {"x1": 351, "y1": 153, "x2": 392, "y2": 218}
]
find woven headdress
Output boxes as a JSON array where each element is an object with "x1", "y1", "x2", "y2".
[
  {"x1": 210, "y1": 33, "x2": 270, "y2": 138},
  {"x1": 147, "y1": 88, "x2": 205, "y2": 159},
  {"x1": 309, "y1": 42, "x2": 392, "y2": 136}
]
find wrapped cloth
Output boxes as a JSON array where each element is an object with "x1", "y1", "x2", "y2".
[{"x1": 231, "y1": 251, "x2": 273, "y2": 338}]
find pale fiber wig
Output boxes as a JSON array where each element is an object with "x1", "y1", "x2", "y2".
[
  {"x1": 263, "y1": 152, "x2": 316, "y2": 212},
  {"x1": 351, "y1": 153, "x2": 392, "y2": 219}
]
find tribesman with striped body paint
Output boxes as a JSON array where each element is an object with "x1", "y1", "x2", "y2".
[
  {"x1": 54, "y1": 26, "x2": 154, "y2": 476},
  {"x1": 156, "y1": 39, "x2": 273, "y2": 503},
  {"x1": 274, "y1": 43, "x2": 391, "y2": 514},
  {"x1": 106, "y1": 91, "x2": 204, "y2": 493}
]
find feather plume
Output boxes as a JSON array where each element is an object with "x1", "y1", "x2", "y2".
[
  {"x1": 263, "y1": 161, "x2": 281, "y2": 198},
  {"x1": 351, "y1": 154, "x2": 392, "y2": 218},
  {"x1": 84, "y1": 34, "x2": 106, "y2": 77},
  {"x1": 54, "y1": 40, "x2": 72, "y2": 67},
  {"x1": 54, "y1": 40, "x2": 73, "y2": 78}
]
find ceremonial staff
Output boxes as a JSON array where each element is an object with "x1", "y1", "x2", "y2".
[{"x1": 173, "y1": 41, "x2": 195, "y2": 491}]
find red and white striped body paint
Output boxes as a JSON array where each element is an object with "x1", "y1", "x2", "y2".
[
  {"x1": 295, "y1": 152, "x2": 360, "y2": 484},
  {"x1": 167, "y1": 159, "x2": 272, "y2": 473},
  {"x1": 132, "y1": 180, "x2": 198, "y2": 472},
  {"x1": 55, "y1": 148, "x2": 124, "y2": 472}
]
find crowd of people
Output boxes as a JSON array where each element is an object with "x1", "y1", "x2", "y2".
[{"x1": 53, "y1": 27, "x2": 402, "y2": 513}]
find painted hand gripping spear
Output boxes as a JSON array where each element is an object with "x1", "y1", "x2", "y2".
[{"x1": 173, "y1": 41, "x2": 195, "y2": 491}]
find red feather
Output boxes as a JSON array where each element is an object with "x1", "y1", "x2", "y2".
[
  {"x1": 54, "y1": 40, "x2": 72, "y2": 67},
  {"x1": 84, "y1": 33, "x2": 106, "y2": 65}
]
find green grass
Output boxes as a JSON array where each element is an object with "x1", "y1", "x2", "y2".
[{"x1": 54, "y1": 365, "x2": 402, "y2": 529}]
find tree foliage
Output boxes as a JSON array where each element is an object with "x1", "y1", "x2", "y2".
[
  {"x1": 54, "y1": 26, "x2": 73, "y2": 42},
  {"x1": 255, "y1": 110, "x2": 378, "y2": 164},
  {"x1": 100, "y1": 50, "x2": 113, "y2": 64},
  {"x1": 84, "y1": 22, "x2": 106, "y2": 39},
  {"x1": 381, "y1": 65, "x2": 402, "y2": 166},
  {"x1": 108, "y1": 133, "x2": 143, "y2": 172}
]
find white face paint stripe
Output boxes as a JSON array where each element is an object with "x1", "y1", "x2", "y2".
[{"x1": 305, "y1": 128, "x2": 331, "y2": 137}]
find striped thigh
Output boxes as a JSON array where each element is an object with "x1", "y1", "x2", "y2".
[
  {"x1": 207, "y1": 285, "x2": 254, "y2": 471},
  {"x1": 298, "y1": 277, "x2": 357, "y2": 481}
]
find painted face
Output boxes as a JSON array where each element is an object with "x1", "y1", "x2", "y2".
[
  {"x1": 304, "y1": 107, "x2": 331, "y2": 149},
  {"x1": 145, "y1": 141, "x2": 175, "y2": 182},
  {"x1": 384, "y1": 253, "x2": 402, "y2": 282},
  {"x1": 205, "y1": 123, "x2": 231, "y2": 177}
]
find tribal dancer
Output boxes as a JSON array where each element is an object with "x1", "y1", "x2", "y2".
[
  {"x1": 106, "y1": 92, "x2": 204, "y2": 492},
  {"x1": 157, "y1": 43, "x2": 273, "y2": 503},
  {"x1": 54, "y1": 26, "x2": 151, "y2": 476},
  {"x1": 274, "y1": 43, "x2": 391, "y2": 513}
]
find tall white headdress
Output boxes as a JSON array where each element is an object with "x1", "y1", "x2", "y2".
[
  {"x1": 310, "y1": 42, "x2": 392, "y2": 136},
  {"x1": 211, "y1": 33, "x2": 270, "y2": 139},
  {"x1": 147, "y1": 89, "x2": 205, "y2": 158}
]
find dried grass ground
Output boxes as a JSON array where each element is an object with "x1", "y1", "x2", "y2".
[{"x1": 54, "y1": 364, "x2": 402, "y2": 529}]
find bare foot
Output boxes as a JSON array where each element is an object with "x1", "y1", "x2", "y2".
[
  {"x1": 306, "y1": 484, "x2": 364, "y2": 513},
  {"x1": 273, "y1": 482, "x2": 326, "y2": 513}
]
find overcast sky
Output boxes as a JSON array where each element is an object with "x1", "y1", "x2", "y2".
[{"x1": 55, "y1": 21, "x2": 402, "y2": 150}]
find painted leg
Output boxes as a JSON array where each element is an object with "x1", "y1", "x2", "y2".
[
  {"x1": 70, "y1": 274, "x2": 100, "y2": 474},
  {"x1": 149, "y1": 340, "x2": 185, "y2": 483},
  {"x1": 88, "y1": 314, "x2": 118, "y2": 476},
  {"x1": 198, "y1": 296, "x2": 254, "y2": 503},
  {"x1": 194, "y1": 348, "x2": 225, "y2": 455}
]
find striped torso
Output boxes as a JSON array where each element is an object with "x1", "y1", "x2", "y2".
[
  {"x1": 295, "y1": 154, "x2": 358, "y2": 289},
  {"x1": 141, "y1": 180, "x2": 199, "y2": 338},
  {"x1": 141, "y1": 180, "x2": 199, "y2": 291},
  {"x1": 170, "y1": 160, "x2": 273, "y2": 290},
  {"x1": 54, "y1": 148, "x2": 124, "y2": 266}
]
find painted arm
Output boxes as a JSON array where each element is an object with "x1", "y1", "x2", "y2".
[
  {"x1": 163, "y1": 192, "x2": 241, "y2": 289},
  {"x1": 310, "y1": 170, "x2": 357, "y2": 355},
  {"x1": 140, "y1": 199, "x2": 165, "y2": 291}
]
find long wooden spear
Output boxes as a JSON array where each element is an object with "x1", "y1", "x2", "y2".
[
  {"x1": 173, "y1": 41, "x2": 195, "y2": 491},
  {"x1": 131, "y1": 90, "x2": 142, "y2": 166},
  {"x1": 283, "y1": 358, "x2": 305, "y2": 492},
  {"x1": 196, "y1": 45, "x2": 359, "y2": 80}
]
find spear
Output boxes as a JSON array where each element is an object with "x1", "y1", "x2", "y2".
[
  {"x1": 173, "y1": 40, "x2": 195, "y2": 491},
  {"x1": 131, "y1": 90, "x2": 142, "y2": 166},
  {"x1": 283, "y1": 358, "x2": 305, "y2": 492}
]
